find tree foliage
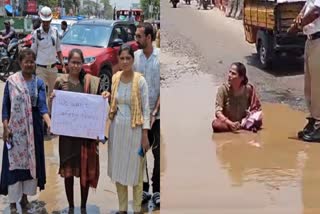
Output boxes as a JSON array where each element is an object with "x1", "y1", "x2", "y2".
[
  {"x1": 38, "y1": 0, "x2": 59, "y2": 8},
  {"x1": 100, "y1": 0, "x2": 113, "y2": 19},
  {"x1": 140, "y1": 0, "x2": 160, "y2": 19}
]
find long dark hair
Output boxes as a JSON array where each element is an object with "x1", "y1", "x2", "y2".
[
  {"x1": 231, "y1": 62, "x2": 248, "y2": 86},
  {"x1": 68, "y1": 48, "x2": 86, "y2": 85}
]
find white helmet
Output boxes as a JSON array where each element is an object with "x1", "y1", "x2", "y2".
[{"x1": 39, "y1": 6, "x2": 52, "y2": 21}]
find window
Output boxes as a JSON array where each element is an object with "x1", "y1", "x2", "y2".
[
  {"x1": 62, "y1": 25, "x2": 112, "y2": 47},
  {"x1": 110, "y1": 26, "x2": 125, "y2": 42},
  {"x1": 123, "y1": 25, "x2": 136, "y2": 42}
]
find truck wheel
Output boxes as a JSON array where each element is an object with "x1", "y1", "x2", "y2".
[
  {"x1": 99, "y1": 66, "x2": 112, "y2": 94},
  {"x1": 257, "y1": 39, "x2": 272, "y2": 69}
]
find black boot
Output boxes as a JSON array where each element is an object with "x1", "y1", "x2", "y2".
[
  {"x1": 298, "y1": 117, "x2": 315, "y2": 139},
  {"x1": 302, "y1": 126, "x2": 320, "y2": 142}
]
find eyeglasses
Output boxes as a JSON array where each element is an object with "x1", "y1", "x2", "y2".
[{"x1": 69, "y1": 61, "x2": 82, "y2": 66}]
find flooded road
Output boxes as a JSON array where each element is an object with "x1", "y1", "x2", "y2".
[
  {"x1": 0, "y1": 83, "x2": 160, "y2": 213},
  {"x1": 161, "y1": 56, "x2": 320, "y2": 214},
  {"x1": 162, "y1": 0, "x2": 306, "y2": 111},
  {"x1": 161, "y1": 0, "x2": 320, "y2": 213}
]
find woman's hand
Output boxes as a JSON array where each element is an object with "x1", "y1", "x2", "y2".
[
  {"x1": 3, "y1": 127, "x2": 10, "y2": 142},
  {"x1": 141, "y1": 132, "x2": 150, "y2": 152},
  {"x1": 47, "y1": 124, "x2": 51, "y2": 135},
  {"x1": 227, "y1": 120, "x2": 240, "y2": 131},
  {"x1": 43, "y1": 114, "x2": 51, "y2": 135},
  {"x1": 101, "y1": 91, "x2": 110, "y2": 99},
  {"x1": 295, "y1": 13, "x2": 303, "y2": 25},
  {"x1": 49, "y1": 92, "x2": 56, "y2": 100}
]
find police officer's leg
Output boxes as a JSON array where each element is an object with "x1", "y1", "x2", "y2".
[
  {"x1": 309, "y1": 39, "x2": 320, "y2": 131},
  {"x1": 304, "y1": 40, "x2": 312, "y2": 114},
  {"x1": 36, "y1": 67, "x2": 48, "y2": 90},
  {"x1": 47, "y1": 67, "x2": 58, "y2": 114},
  {"x1": 298, "y1": 40, "x2": 313, "y2": 138},
  {"x1": 302, "y1": 39, "x2": 320, "y2": 141},
  {"x1": 36, "y1": 67, "x2": 50, "y2": 109},
  {"x1": 36, "y1": 67, "x2": 50, "y2": 135}
]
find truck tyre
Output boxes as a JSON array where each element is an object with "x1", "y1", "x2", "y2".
[{"x1": 256, "y1": 31, "x2": 273, "y2": 69}]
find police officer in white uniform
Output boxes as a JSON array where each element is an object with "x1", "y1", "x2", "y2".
[
  {"x1": 288, "y1": 0, "x2": 320, "y2": 141},
  {"x1": 31, "y1": 6, "x2": 66, "y2": 115}
]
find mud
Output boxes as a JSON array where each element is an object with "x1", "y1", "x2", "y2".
[
  {"x1": 161, "y1": 54, "x2": 320, "y2": 213},
  {"x1": 0, "y1": 134, "x2": 160, "y2": 214},
  {"x1": 0, "y1": 85, "x2": 159, "y2": 213},
  {"x1": 162, "y1": 0, "x2": 306, "y2": 111},
  {"x1": 161, "y1": 0, "x2": 320, "y2": 213}
]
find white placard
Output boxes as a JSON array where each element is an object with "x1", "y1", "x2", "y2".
[{"x1": 51, "y1": 90, "x2": 109, "y2": 140}]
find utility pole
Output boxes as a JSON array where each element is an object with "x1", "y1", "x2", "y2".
[
  {"x1": 96, "y1": 0, "x2": 98, "y2": 17},
  {"x1": 12, "y1": 0, "x2": 15, "y2": 17},
  {"x1": 60, "y1": 0, "x2": 64, "y2": 16}
]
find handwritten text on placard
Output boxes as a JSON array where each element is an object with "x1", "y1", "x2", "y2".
[{"x1": 51, "y1": 90, "x2": 108, "y2": 140}]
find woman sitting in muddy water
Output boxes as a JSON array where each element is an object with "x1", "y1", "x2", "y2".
[{"x1": 212, "y1": 62, "x2": 262, "y2": 133}]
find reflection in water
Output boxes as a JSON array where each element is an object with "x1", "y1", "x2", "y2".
[
  {"x1": 214, "y1": 103, "x2": 320, "y2": 212},
  {"x1": 301, "y1": 145, "x2": 320, "y2": 214},
  {"x1": 0, "y1": 135, "x2": 159, "y2": 213},
  {"x1": 160, "y1": 59, "x2": 320, "y2": 213}
]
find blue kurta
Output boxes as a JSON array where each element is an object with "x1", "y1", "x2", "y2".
[{"x1": 0, "y1": 75, "x2": 48, "y2": 195}]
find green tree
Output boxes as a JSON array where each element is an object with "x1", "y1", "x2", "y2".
[
  {"x1": 81, "y1": 0, "x2": 100, "y2": 16},
  {"x1": 100, "y1": 0, "x2": 113, "y2": 19},
  {"x1": 140, "y1": 0, "x2": 160, "y2": 19},
  {"x1": 38, "y1": 0, "x2": 59, "y2": 8}
]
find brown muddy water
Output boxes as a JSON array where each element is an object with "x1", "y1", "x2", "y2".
[
  {"x1": 161, "y1": 71, "x2": 320, "y2": 214},
  {"x1": 0, "y1": 122, "x2": 160, "y2": 214}
]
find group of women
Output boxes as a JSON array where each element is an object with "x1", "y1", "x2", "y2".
[
  {"x1": 0, "y1": 45, "x2": 150, "y2": 214},
  {"x1": 0, "y1": 36, "x2": 263, "y2": 214}
]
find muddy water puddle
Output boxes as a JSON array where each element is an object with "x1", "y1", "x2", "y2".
[
  {"x1": 161, "y1": 71, "x2": 320, "y2": 214},
  {"x1": 0, "y1": 135, "x2": 159, "y2": 214}
]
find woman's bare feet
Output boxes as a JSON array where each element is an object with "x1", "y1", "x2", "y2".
[
  {"x1": 68, "y1": 206, "x2": 74, "y2": 214},
  {"x1": 80, "y1": 207, "x2": 87, "y2": 214},
  {"x1": 10, "y1": 203, "x2": 17, "y2": 213},
  {"x1": 20, "y1": 194, "x2": 29, "y2": 209}
]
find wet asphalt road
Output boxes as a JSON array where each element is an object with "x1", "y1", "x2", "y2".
[
  {"x1": 159, "y1": 0, "x2": 320, "y2": 214},
  {"x1": 161, "y1": 0, "x2": 306, "y2": 111}
]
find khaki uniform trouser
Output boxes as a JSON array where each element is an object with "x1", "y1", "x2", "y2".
[
  {"x1": 304, "y1": 38, "x2": 320, "y2": 126},
  {"x1": 36, "y1": 66, "x2": 58, "y2": 114},
  {"x1": 116, "y1": 157, "x2": 145, "y2": 212}
]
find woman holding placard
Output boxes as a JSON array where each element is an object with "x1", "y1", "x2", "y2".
[
  {"x1": 0, "y1": 48, "x2": 51, "y2": 213},
  {"x1": 51, "y1": 48, "x2": 109, "y2": 213},
  {"x1": 108, "y1": 44, "x2": 150, "y2": 214}
]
